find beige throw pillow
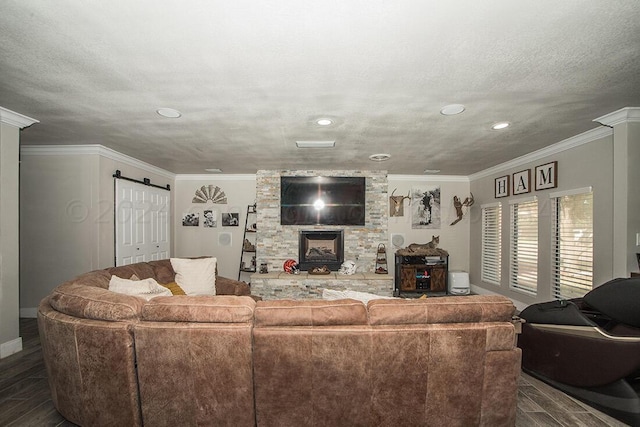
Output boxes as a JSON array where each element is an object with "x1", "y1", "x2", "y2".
[
  {"x1": 108, "y1": 275, "x2": 172, "y2": 301},
  {"x1": 170, "y1": 257, "x2": 217, "y2": 295}
]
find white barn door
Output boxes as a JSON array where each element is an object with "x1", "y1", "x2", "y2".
[{"x1": 115, "y1": 179, "x2": 170, "y2": 266}]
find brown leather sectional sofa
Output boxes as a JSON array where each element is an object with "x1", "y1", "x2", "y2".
[{"x1": 38, "y1": 259, "x2": 521, "y2": 426}]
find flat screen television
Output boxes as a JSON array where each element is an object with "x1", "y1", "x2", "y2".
[{"x1": 280, "y1": 176, "x2": 366, "y2": 225}]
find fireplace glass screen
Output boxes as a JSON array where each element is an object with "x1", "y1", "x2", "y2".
[{"x1": 298, "y1": 230, "x2": 344, "y2": 271}]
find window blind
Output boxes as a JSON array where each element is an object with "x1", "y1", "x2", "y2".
[
  {"x1": 510, "y1": 199, "x2": 538, "y2": 294},
  {"x1": 481, "y1": 203, "x2": 502, "y2": 285},
  {"x1": 552, "y1": 190, "x2": 593, "y2": 299}
]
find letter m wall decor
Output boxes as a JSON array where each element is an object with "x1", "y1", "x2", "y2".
[{"x1": 535, "y1": 161, "x2": 558, "y2": 191}]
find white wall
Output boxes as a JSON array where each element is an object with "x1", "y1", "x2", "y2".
[
  {"x1": 387, "y1": 175, "x2": 471, "y2": 278},
  {"x1": 173, "y1": 175, "x2": 257, "y2": 279}
]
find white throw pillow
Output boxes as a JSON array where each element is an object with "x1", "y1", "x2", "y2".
[
  {"x1": 170, "y1": 257, "x2": 217, "y2": 295},
  {"x1": 322, "y1": 288, "x2": 396, "y2": 304},
  {"x1": 108, "y1": 276, "x2": 172, "y2": 301}
]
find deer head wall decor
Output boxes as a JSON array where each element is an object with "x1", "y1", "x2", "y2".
[
  {"x1": 389, "y1": 188, "x2": 411, "y2": 217},
  {"x1": 450, "y1": 193, "x2": 474, "y2": 226}
]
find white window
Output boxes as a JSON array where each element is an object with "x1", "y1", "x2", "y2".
[
  {"x1": 481, "y1": 203, "x2": 502, "y2": 285},
  {"x1": 551, "y1": 188, "x2": 593, "y2": 299},
  {"x1": 510, "y1": 197, "x2": 538, "y2": 294}
]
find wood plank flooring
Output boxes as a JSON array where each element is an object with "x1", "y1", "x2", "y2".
[{"x1": 0, "y1": 318, "x2": 630, "y2": 426}]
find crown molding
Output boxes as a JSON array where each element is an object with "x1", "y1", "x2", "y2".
[
  {"x1": 0, "y1": 107, "x2": 39, "y2": 129},
  {"x1": 20, "y1": 144, "x2": 175, "y2": 180},
  {"x1": 593, "y1": 107, "x2": 640, "y2": 126},
  {"x1": 175, "y1": 174, "x2": 257, "y2": 181},
  {"x1": 469, "y1": 126, "x2": 612, "y2": 181},
  {"x1": 389, "y1": 174, "x2": 469, "y2": 182}
]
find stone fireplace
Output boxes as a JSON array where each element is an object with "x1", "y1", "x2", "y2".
[
  {"x1": 251, "y1": 170, "x2": 391, "y2": 299},
  {"x1": 299, "y1": 230, "x2": 344, "y2": 271},
  {"x1": 255, "y1": 170, "x2": 388, "y2": 273}
]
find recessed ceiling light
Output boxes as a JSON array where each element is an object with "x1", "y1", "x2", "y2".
[
  {"x1": 296, "y1": 140, "x2": 335, "y2": 148},
  {"x1": 156, "y1": 108, "x2": 182, "y2": 118},
  {"x1": 423, "y1": 169, "x2": 441, "y2": 174},
  {"x1": 205, "y1": 168, "x2": 223, "y2": 173},
  {"x1": 316, "y1": 118, "x2": 333, "y2": 126},
  {"x1": 369, "y1": 153, "x2": 391, "y2": 162},
  {"x1": 440, "y1": 104, "x2": 466, "y2": 116},
  {"x1": 492, "y1": 121, "x2": 510, "y2": 130}
]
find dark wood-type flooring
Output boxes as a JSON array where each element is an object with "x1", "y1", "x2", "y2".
[{"x1": 0, "y1": 318, "x2": 629, "y2": 426}]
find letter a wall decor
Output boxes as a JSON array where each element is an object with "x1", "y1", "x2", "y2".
[{"x1": 512, "y1": 169, "x2": 531, "y2": 195}]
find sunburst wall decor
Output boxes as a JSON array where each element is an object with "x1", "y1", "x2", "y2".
[{"x1": 192, "y1": 185, "x2": 227, "y2": 204}]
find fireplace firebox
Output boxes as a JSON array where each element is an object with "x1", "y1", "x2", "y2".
[{"x1": 299, "y1": 230, "x2": 344, "y2": 271}]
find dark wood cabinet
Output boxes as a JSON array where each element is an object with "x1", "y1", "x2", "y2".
[{"x1": 394, "y1": 254, "x2": 448, "y2": 296}]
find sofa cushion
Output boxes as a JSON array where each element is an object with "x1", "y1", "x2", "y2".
[
  {"x1": 170, "y1": 257, "x2": 217, "y2": 295},
  {"x1": 142, "y1": 295, "x2": 255, "y2": 323},
  {"x1": 108, "y1": 276, "x2": 172, "y2": 301},
  {"x1": 49, "y1": 282, "x2": 145, "y2": 321},
  {"x1": 254, "y1": 299, "x2": 368, "y2": 327},
  {"x1": 367, "y1": 295, "x2": 515, "y2": 325}
]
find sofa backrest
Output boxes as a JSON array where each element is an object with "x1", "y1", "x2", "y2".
[
  {"x1": 254, "y1": 298, "x2": 368, "y2": 327},
  {"x1": 367, "y1": 294, "x2": 515, "y2": 325},
  {"x1": 251, "y1": 295, "x2": 520, "y2": 427},
  {"x1": 44, "y1": 258, "x2": 217, "y2": 322}
]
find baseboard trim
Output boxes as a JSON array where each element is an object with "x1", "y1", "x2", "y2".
[
  {"x1": 20, "y1": 308, "x2": 38, "y2": 318},
  {"x1": 0, "y1": 337, "x2": 23, "y2": 359}
]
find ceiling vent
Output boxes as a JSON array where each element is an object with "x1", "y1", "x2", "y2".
[{"x1": 295, "y1": 141, "x2": 335, "y2": 148}]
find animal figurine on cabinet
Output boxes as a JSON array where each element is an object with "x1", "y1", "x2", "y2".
[{"x1": 407, "y1": 235, "x2": 439, "y2": 252}]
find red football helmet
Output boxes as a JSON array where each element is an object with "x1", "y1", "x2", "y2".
[{"x1": 283, "y1": 259, "x2": 299, "y2": 274}]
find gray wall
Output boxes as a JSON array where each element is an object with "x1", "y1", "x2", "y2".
[
  {"x1": 0, "y1": 122, "x2": 21, "y2": 357},
  {"x1": 469, "y1": 131, "x2": 615, "y2": 307},
  {"x1": 624, "y1": 123, "x2": 640, "y2": 273},
  {"x1": 19, "y1": 147, "x2": 174, "y2": 315}
]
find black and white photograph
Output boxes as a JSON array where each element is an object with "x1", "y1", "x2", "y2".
[
  {"x1": 182, "y1": 212, "x2": 199, "y2": 227},
  {"x1": 203, "y1": 209, "x2": 217, "y2": 228},
  {"x1": 411, "y1": 186, "x2": 441, "y2": 229},
  {"x1": 222, "y1": 212, "x2": 239, "y2": 227}
]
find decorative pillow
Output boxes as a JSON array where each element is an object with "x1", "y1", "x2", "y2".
[
  {"x1": 161, "y1": 281, "x2": 187, "y2": 295},
  {"x1": 108, "y1": 275, "x2": 172, "y2": 301},
  {"x1": 170, "y1": 257, "x2": 217, "y2": 295},
  {"x1": 322, "y1": 288, "x2": 396, "y2": 304}
]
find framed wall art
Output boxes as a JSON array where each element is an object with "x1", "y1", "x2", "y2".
[
  {"x1": 495, "y1": 175, "x2": 509, "y2": 198},
  {"x1": 411, "y1": 186, "x2": 441, "y2": 229},
  {"x1": 535, "y1": 161, "x2": 558, "y2": 191},
  {"x1": 222, "y1": 212, "x2": 239, "y2": 226},
  {"x1": 203, "y1": 209, "x2": 217, "y2": 228},
  {"x1": 512, "y1": 169, "x2": 531, "y2": 195}
]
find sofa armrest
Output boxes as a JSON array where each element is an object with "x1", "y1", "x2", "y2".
[{"x1": 216, "y1": 275, "x2": 251, "y2": 296}]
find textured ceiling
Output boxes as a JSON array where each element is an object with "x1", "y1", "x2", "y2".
[{"x1": 2, "y1": 1, "x2": 640, "y2": 175}]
